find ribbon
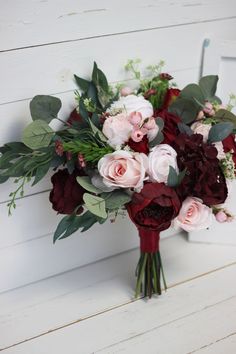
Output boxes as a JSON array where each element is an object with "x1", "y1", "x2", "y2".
[{"x1": 139, "y1": 228, "x2": 160, "y2": 253}]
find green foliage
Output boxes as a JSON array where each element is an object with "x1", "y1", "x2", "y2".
[
  {"x1": 169, "y1": 97, "x2": 200, "y2": 124},
  {"x1": 214, "y1": 109, "x2": 236, "y2": 128},
  {"x1": 83, "y1": 193, "x2": 107, "y2": 218},
  {"x1": 208, "y1": 122, "x2": 234, "y2": 143},
  {"x1": 22, "y1": 120, "x2": 54, "y2": 149},
  {"x1": 76, "y1": 176, "x2": 102, "y2": 194},
  {"x1": 199, "y1": 75, "x2": 221, "y2": 103},
  {"x1": 74, "y1": 75, "x2": 90, "y2": 91},
  {"x1": 92, "y1": 62, "x2": 109, "y2": 93},
  {"x1": 101, "y1": 190, "x2": 131, "y2": 210},
  {"x1": 149, "y1": 117, "x2": 164, "y2": 148},
  {"x1": 177, "y1": 122, "x2": 193, "y2": 135},
  {"x1": 167, "y1": 166, "x2": 186, "y2": 187},
  {"x1": 30, "y1": 95, "x2": 62, "y2": 123}
]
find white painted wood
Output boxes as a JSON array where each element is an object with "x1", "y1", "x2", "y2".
[
  {"x1": 189, "y1": 38, "x2": 236, "y2": 244},
  {"x1": 195, "y1": 334, "x2": 236, "y2": 353},
  {"x1": 1, "y1": 233, "x2": 236, "y2": 350},
  {"x1": 1, "y1": 19, "x2": 236, "y2": 106},
  {"x1": 1, "y1": 0, "x2": 236, "y2": 51},
  {"x1": 2, "y1": 254, "x2": 236, "y2": 353}
]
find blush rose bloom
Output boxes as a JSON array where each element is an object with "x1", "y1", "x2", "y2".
[
  {"x1": 143, "y1": 117, "x2": 159, "y2": 141},
  {"x1": 98, "y1": 150, "x2": 148, "y2": 191},
  {"x1": 109, "y1": 94, "x2": 153, "y2": 119},
  {"x1": 191, "y1": 122, "x2": 211, "y2": 142},
  {"x1": 174, "y1": 197, "x2": 213, "y2": 232},
  {"x1": 102, "y1": 113, "x2": 133, "y2": 148},
  {"x1": 148, "y1": 144, "x2": 179, "y2": 183}
]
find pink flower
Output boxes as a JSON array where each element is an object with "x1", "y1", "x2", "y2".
[
  {"x1": 131, "y1": 129, "x2": 144, "y2": 142},
  {"x1": 98, "y1": 150, "x2": 148, "y2": 191},
  {"x1": 148, "y1": 144, "x2": 178, "y2": 184},
  {"x1": 120, "y1": 86, "x2": 133, "y2": 96},
  {"x1": 102, "y1": 113, "x2": 133, "y2": 148},
  {"x1": 215, "y1": 210, "x2": 228, "y2": 223},
  {"x1": 196, "y1": 110, "x2": 204, "y2": 120},
  {"x1": 129, "y1": 112, "x2": 142, "y2": 126},
  {"x1": 203, "y1": 102, "x2": 215, "y2": 116},
  {"x1": 191, "y1": 122, "x2": 211, "y2": 142},
  {"x1": 143, "y1": 117, "x2": 159, "y2": 141},
  {"x1": 174, "y1": 197, "x2": 213, "y2": 232},
  {"x1": 109, "y1": 95, "x2": 153, "y2": 119}
]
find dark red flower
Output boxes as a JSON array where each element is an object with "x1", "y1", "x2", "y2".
[
  {"x1": 174, "y1": 133, "x2": 228, "y2": 206},
  {"x1": 127, "y1": 182, "x2": 181, "y2": 232},
  {"x1": 223, "y1": 134, "x2": 236, "y2": 173},
  {"x1": 50, "y1": 169, "x2": 85, "y2": 215},
  {"x1": 159, "y1": 73, "x2": 173, "y2": 81},
  {"x1": 127, "y1": 135, "x2": 149, "y2": 154},
  {"x1": 67, "y1": 109, "x2": 83, "y2": 125},
  {"x1": 162, "y1": 88, "x2": 180, "y2": 109},
  {"x1": 154, "y1": 109, "x2": 180, "y2": 145}
]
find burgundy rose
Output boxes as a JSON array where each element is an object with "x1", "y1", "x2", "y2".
[
  {"x1": 50, "y1": 169, "x2": 85, "y2": 215},
  {"x1": 154, "y1": 109, "x2": 180, "y2": 145},
  {"x1": 162, "y1": 88, "x2": 180, "y2": 109},
  {"x1": 174, "y1": 133, "x2": 228, "y2": 206},
  {"x1": 223, "y1": 134, "x2": 236, "y2": 173},
  {"x1": 127, "y1": 135, "x2": 149, "y2": 154}
]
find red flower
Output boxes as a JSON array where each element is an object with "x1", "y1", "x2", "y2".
[
  {"x1": 174, "y1": 133, "x2": 228, "y2": 206},
  {"x1": 49, "y1": 169, "x2": 85, "y2": 215},
  {"x1": 67, "y1": 109, "x2": 83, "y2": 125},
  {"x1": 154, "y1": 109, "x2": 180, "y2": 145},
  {"x1": 127, "y1": 135, "x2": 149, "y2": 154},
  {"x1": 127, "y1": 183, "x2": 181, "y2": 232},
  {"x1": 223, "y1": 134, "x2": 236, "y2": 173},
  {"x1": 162, "y1": 88, "x2": 180, "y2": 109}
]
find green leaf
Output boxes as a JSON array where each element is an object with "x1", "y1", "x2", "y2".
[
  {"x1": 178, "y1": 168, "x2": 187, "y2": 184},
  {"x1": 1, "y1": 157, "x2": 28, "y2": 177},
  {"x1": 87, "y1": 82, "x2": 99, "y2": 105},
  {"x1": 180, "y1": 84, "x2": 205, "y2": 104},
  {"x1": 89, "y1": 117, "x2": 107, "y2": 143},
  {"x1": 74, "y1": 75, "x2": 90, "y2": 91},
  {"x1": 30, "y1": 95, "x2": 62, "y2": 123},
  {"x1": 214, "y1": 109, "x2": 236, "y2": 128},
  {"x1": 92, "y1": 62, "x2": 109, "y2": 93},
  {"x1": 155, "y1": 117, "x2": 164, "y2": 131},
  {"x1": 76, "y1": 176, "x2": 102, "y2": 194},
  {"x1": 149, "y1": 132, "x2": 164, "y2": 148},
  {"x1": 101, "y1": 190, "x2": 131, "y2": 210},
  {"x1": 0, "y1": 151, "x2": 17, "y2": 169},
  {"x1": 199, "y1": 75, "x2": 218, "y2": 100},
  {"x1": 0, "y1": 175, "x2": 9, "y2": 183},
  {"x1": 53, "y1": 215, "x2": 78, "y2": 243},
  {"x1": 79, "y1": 97, "x2": 89, "y2": 122},
  {"x1": 22, "y1": 120, "x2": 54, "y2": 149},
  {"x1": 169, "y1": 98, "x2": 200, "y2": 124},
  {"x1": 208, "y1": 122, "x2": 234, "y2": 143},
  {"x1": 83, "y1": 193, "x2": 107, "y2": 218},
  {"x1": 5, "y1": 142, "x2": 31, "y2": 153},
  {"x1": 80, "y1": 211, "x2": 100, "y2": 232},
  {"x1": 32, "y1": 161, "x2": 51, "y2": 186},
  {"x1": 167, "y1": 166, "x2": 179, "y2": 187},
  {"x1": 177, "y1": 122, "x2": 193, "y2": 136}
]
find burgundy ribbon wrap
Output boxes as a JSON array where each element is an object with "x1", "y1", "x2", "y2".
[{"x1": 139, "y1": 228, "x2": 160, "y2": 253}]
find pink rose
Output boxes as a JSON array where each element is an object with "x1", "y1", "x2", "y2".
[
  {"x1": 128, "y1": 112, "x2": 142, "y2": 125},
  {"x1": 174, "y1": 197, "x2": 213, "y2": 232},
  {"x1": 109, "y1": 95, "x2": 153, "y2": 119},
  {"x1": 148, "y1": 144, "x2": 178, "y2": 183},
  {"x1": 131, "y1": 128, "x2": 144, "y2": 142},
  {"x1": 191, "y1": 122, "x2": 211, "y2": 142},
  {"x1": 102, "y1": 113, "x2": 133, "y2": 148},
  {"x1": 98, "y1": 150, "x2": 148, "y2": 191}
]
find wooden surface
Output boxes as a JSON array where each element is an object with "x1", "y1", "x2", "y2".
[{"x1": 1, "y1": 232, "x2": 236, "y2": 353}]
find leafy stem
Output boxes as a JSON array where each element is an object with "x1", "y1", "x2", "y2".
[{"x1": 7, "y1": 175, "x2": 31, "y2": 216}]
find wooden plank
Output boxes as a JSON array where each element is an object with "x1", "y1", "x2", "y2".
[
  {"x1": 2, "y1": 260, "x2": 236, "y2": 353},
  {"x1": 1, "y1": 0, "x2": 236, "y2": 51},
  {"x1": 1, "y1": 19, "x2": 236, "y2": 105},
  {"x1": 1, "y1": 234, "x2": 236, "y2": 349},
  {"x1": 195, "y1": 333, "x2": 236, "y2": 353}
]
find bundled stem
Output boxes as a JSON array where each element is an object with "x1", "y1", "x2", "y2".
[{"x1": 135, "y1": 251, "x2": 167, "y2": 298}]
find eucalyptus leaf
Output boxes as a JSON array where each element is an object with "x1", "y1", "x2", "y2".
[
  {"x1": 30, "y1": 95, "x2": 62, "y2": 123},
  {"x1": 149, "y1": 132, "x2": 164, "y2": 148},
  {"x1": 167, "y1": 166, "x2": 179, "y2": 187},
  {"x1": 214, "y1": 109, "x2": 236, "y2": 128},
  {"x1": 83, "y1": 193, "x2": 107, "y2": 218},
  {"x1": 199, "y1": 75, "x2": 218, "y2": 100},
  {"x1": 101, "y1": 190, "x2": 131, "y2": 210},
  {"x1": 32, "y1": 161, "x2": 51, "y2": 186},
  {"x1": 180, "y1": 84, "x2": 205, "y2": 104},
  {"x1": 169, "y1": 98, "x2": 200, "y2": 124},
  {"x1": 155, "y1": 117, "x2": 164, "y2": 131},
  {"x1": 177, "y1": 122, "x2": 193, "y2": 136},
  {"x1": 22, "y1": 120, "x2": 54, "y2": 149},
  {"x1": 208, "y1": 122, "x2": 234, "y2": 143},
  {"x1": 77, "y1": 176, "x2": 102, "y2": 194}
]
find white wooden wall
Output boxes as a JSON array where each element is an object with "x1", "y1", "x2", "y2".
[{"x1": 1, "y1": 0, "x2": 236, "y2": 292}]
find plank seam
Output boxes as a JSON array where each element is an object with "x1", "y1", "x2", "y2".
[{"x1": 187, "y1": 331, "x2": 236, "y2": 354}]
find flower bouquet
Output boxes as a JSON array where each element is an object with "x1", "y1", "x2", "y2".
[{"x1": 0, "y1": 60, "x2": 235, "y2": 298}]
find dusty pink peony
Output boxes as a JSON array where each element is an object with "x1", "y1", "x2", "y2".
[
  {"x1": 98, "y1": 150, "x2": 148, "y2": 191},
  {"x1": 102, "y1": 113, "x2": 133, "y2": 148},
  {"x1": 174, "y1": 197, "x2": 213, "y2": 232},
  {"x1": 128, "y1": 112, "x2": 143, "y2": 126},
  {"x1": 148, "y1": 144, "x2": 178, "y2": 184}
]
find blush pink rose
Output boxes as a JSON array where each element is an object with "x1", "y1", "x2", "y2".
[
  {"x1": 131, "y1": 128, "x2": 145, "y2": 142},
  {"x1": 148, "y1": 144, "x2": 178, "y2": 183},
  {"x1": 143, "y1": 117, "x2": 159, "y2": 141},
  {"x1": 128, "y1": 112, "x2": 143, "y2": 125},
  {"x1": 102, "y1": 113, "x2": 133, "y2": 148},
  {"x1": 174, "y1": 197, "x2": 213, "y2": 232},
  {"x1": 98, "y1": 150, "x2": 148, "y2": 191}
]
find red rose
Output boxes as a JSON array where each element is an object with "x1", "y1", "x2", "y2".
[
  {"x1": 127, "y1": 135, "x2": 149, "y2": 154},
  {"x1": 162, "y1": 88, "x2": 180, "y2": 109},
  {"x1": 67, "y1": 109, "x2": 83, "y2": 125},
  {"x1": 154, "y1": 109, "x2": 180, "y2": 145},
  {"x1": 50, "y1": 169, "x2": 85, "y2": 215},
  {"x1": 174, "y1": 133, "x2": 228, "y2": 206},
  {"x1": 223, "y1": 134, "x2": 236, "y2": 173}
]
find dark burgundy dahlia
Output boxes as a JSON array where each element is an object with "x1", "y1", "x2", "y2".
[{"x1": 174, "y1": 133, "x2": 228, "y2": 206}]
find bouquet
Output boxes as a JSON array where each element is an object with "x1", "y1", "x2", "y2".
[{"x1": 1, "y1": 59, "x2": 236, "y2": 298}]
